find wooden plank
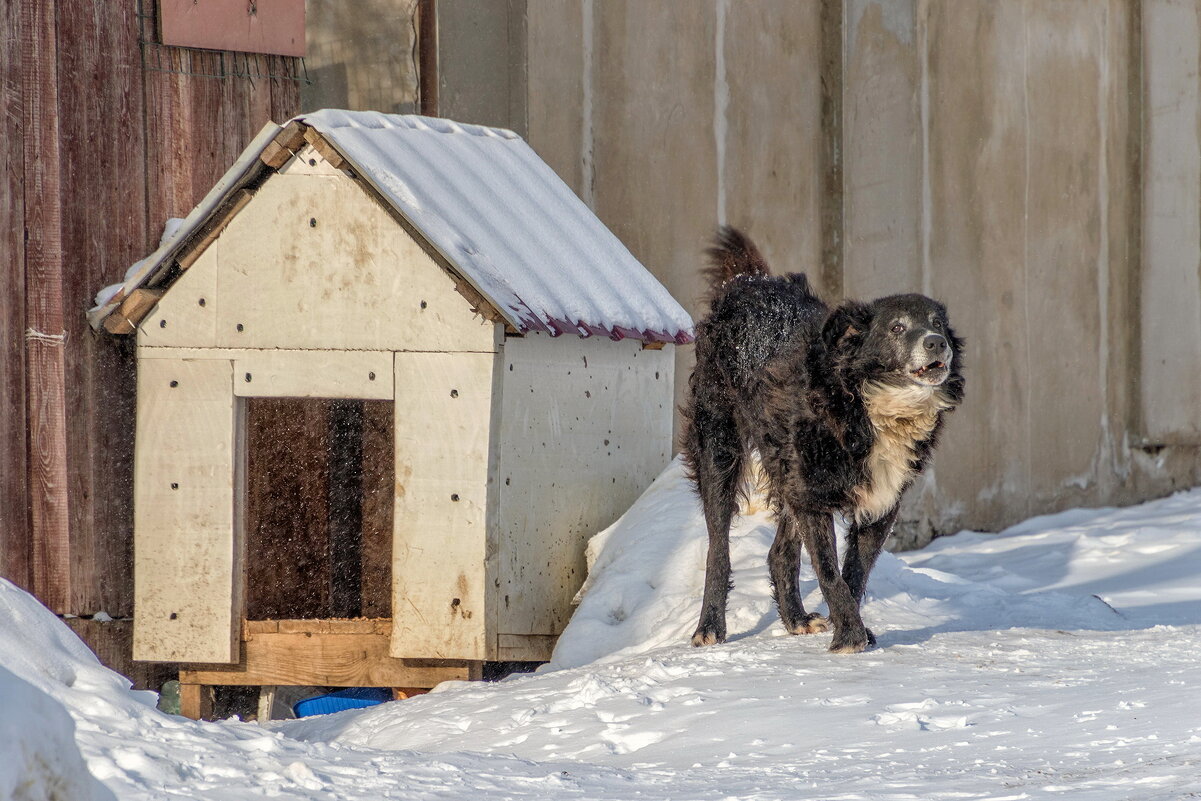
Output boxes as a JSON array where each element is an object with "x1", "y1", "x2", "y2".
[
  {"x1": 260, "y1": 121, "x2": 308, "y2": 169},
  {"x1": 303, "y1": 128, "x2": 347, "y2": 170},
  {"x1": 495, "y1": 334, "x2": 674, "y2": 637},
  {"x1": 52, "y1": 0, "x2": 145, "y2": 618},
  {"x1": 212, "y1": 173, "x2": 496, "y2": 352},
  {"x1": 179, "y1": 631, "x2": 478, "y2": 687},
  {"x1": 0, "y1": 0, "x2": 30, "y2": 592},
  {"x1": 179, "y1": 683, "x2": 214, "y2": 720},
  {"x1": 391, "y1": 351, "x2": 495, "y2": 660},
  {"x1": 176, "y1": 189, "x2": 255, "y2": 270},
  {"x1": 104, "y1": 290, "x2": 164, "y2": 335},
  {"x1": 133, "y1": 358, "x2": 238, "y2": 663},
  {"x1": 21, "y1": 0, "x2": 71, "y2": 614},
  {"x1": 233, "y1": 351, "x2": 394, "y2": 399}
]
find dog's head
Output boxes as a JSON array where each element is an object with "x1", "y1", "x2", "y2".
[{"x1": 823, "y1": 294, "x2": 962, "y2": 390}]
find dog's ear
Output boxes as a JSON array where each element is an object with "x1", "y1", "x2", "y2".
[{"x1": 822, "y1": 301, "x2": 872, "y2": 351}]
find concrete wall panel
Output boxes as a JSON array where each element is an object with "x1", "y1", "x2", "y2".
[
  {"x1": 1142, "y1": 0, "x2": 1201, "y2": 442},
  {"x1": 723, "y1": 2, "x2": 824, "y2": 292}
]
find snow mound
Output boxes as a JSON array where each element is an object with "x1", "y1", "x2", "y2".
[
  {"x1": 550, "y1": 457, "x2": 1130, "y2": 670},
  {"x1": 0, "y1": 665, "x2": 114, "y2": 801}
]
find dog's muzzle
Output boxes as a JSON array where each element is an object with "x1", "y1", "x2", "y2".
[{"x1": 910, "y1": 333, "x2": 951, "y2": 384}]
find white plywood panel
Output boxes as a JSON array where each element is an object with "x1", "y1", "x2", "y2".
[
  {"x1": 212, "y1": 172, "x2": 496, "y2": 352},
  {"x1": 137, "y1": 239, "x2": 219, "y2": 349},
  {"x1": 133, "y1": 358, "x2": 239, "y2": 663},
  {"x1": 495, "y1": 333, "x2": 674, "y2": 641},
  {"x1": 390, "y1": 351, "x2": 495, "y2": 660},
  {"x1": 232, "y1": 350, "x2": 393, "y2": 399},
  {"x1": 1142, "y1": 0, "x2": 1201, "y2": 440}
]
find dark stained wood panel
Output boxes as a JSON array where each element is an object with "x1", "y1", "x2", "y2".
[
  {"x1": 0, "y1": 0, "x2": 29, "y2": 591},
  {"x1": 21, "y1": 0, "x2": 71, "y2": 614},
  {"x1": 57, "y1": 0, "x2": 146, "y2": 617}
]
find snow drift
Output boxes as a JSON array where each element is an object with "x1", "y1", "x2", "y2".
[{"x1": 5, "y1": 457, "x2": 1201, "y2": 799}]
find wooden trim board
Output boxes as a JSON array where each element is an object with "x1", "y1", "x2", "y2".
[{"x1": 179, "y1": 619, "x2": 482, "y2": 688}]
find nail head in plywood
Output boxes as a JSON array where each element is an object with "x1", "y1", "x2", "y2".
[
  {"x1": 232, "y1": 350, "x2": 394, "y2": 399},
  {"x1": 133, "y1": 358, "x2": 238, "y2": 663},
  {"x1": 391, "y1": 351, "x2": 495, "y2": 661}
]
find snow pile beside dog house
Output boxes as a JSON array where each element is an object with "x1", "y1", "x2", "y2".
[{"x1": 89, "y1": 111, "x2": 692, "y2": 698}]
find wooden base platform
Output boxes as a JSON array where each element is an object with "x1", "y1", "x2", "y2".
[{"x1": 177, "y1": 619, "x2": 483, "y2": 719}]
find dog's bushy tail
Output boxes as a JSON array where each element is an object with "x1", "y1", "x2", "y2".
[{"x1": 704, "y1": 226, "x2": 769, "y2": 298}]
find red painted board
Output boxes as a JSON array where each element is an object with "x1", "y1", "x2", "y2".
[{"x1": 160, "y1": 0, "x2": 305, "y2": 58}]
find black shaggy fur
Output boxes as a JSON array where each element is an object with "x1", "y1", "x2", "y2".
[{"x1": 682, "y1": 226, "x2": 964, "y2": 653}]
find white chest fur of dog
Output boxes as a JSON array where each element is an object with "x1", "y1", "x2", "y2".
[{"x1": 852, "y1": 381, "x2": 954, "y2": 524}]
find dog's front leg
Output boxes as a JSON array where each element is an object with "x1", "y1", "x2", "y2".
[{"x1": 793, "y1": 510, "x2": 873, "y2": 653}]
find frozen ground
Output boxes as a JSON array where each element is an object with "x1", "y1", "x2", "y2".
[{"x1": 4, "y1": 459, "x2": 1201, "y2": 800}]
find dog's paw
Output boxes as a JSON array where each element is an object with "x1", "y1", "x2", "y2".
[
  {"x1": 691, "y1": 628, "x2": 725, "y2": 647},
  {"x1": 785, "y1": 613, "x2": 829, "y2": 635},
  {"x1": 828, "y1": 627, "x2": 875, "y2": 654}
]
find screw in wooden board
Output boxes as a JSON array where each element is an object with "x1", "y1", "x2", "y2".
[
  {"x1": 171, "y1": 483, "x2": 179, "y2": 490},
  {"x1": 198, "y1": 298, "x2": 206, "y2": 307},
  {"x1": 169, "y1": 380, "x2": 179, "y2": 388},
  {"x1": 450, "y1": 389, "x2": 458, "y2": 398},
  {"x1": 308, "y1": 158, "x2": 316, "y2": 166},
  {"x1": 169, "y1": 612, "x2": 178, "y2": 619},
  {"x1": 159, "y1": 318, "x2": 167, "y2": 328},
  {"x1": 420, "y1": 300, "x2": 428, "y2": 309},
  {"x1": 369, "y1": 372, "x2": 376, "y2": 381},
  {"x1": 236, "y1": 323, "x2": 244, "y2": 332},
  {"x1": 450, "y1": 493, "x2": 460, "y2": 502},
  {"x1": 451, "y1": 598, "x2": 461, "y2": 608},
  {"x1": 309, "y1": 217, "x2": 317, "y2": 227},
  {"x1": 245, "y1": 373, "x2": 252, "y2": 383}
]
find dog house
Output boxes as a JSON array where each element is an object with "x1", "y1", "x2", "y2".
[{"x1": 90, "y1": 111, "x2": 693, "y2": 717}]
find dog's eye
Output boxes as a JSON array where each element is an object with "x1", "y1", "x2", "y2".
[
  {"x1": 890, "y1": 323, "x2": 906, "y2": 334},
  {"x1": 932, "y1": 320, "x2": 943, "y2": 330}
]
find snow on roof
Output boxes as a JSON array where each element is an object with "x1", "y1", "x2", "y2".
[
  {"x1": 299, "y1": 110, "x2": 693, "y2": 343},
  {"x1": 91, "y1": 110, "x2": 694, "y2": 344}
]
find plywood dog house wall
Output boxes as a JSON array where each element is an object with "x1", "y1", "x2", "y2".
[{"x1": 91, "y1": 111, "x2": 693, "y2": 694}]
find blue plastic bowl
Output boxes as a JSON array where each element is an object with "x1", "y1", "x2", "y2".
[{"x1": 293, "y1": 687, "x2": 393, "y2": 717}]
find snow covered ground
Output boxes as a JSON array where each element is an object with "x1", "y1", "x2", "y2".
[{"x1": 5, "y1": 458, "x2": 1201, "y2": 800}]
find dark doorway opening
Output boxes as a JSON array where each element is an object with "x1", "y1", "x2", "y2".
[{"x1": 244, "y1": 398, "x2": 393, "y2": 620}]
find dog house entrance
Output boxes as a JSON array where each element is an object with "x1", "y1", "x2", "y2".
[{"x1": 244, "y1": 398, "x2": 394, "y2": 620}]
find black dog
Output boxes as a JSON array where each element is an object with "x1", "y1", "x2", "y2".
[{"x1": 682, "y1": 227, "x2": 964, "y2": 653}]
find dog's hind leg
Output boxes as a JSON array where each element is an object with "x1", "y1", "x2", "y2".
[
  {"x1": 793, "y1": 510, "x2": 873, "y2": 654},
  {"x1": 769, "y1": 514, "x2": 828, "y2": 634},
  {"x1": 685, "y1": 408, "x2": 743, "y2": 647},
  {"x1": 842, "y1": 504, "x2": 900, "y2": 605}
]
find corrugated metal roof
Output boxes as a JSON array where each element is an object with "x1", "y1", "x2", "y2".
[{"x1": 300, "y1": 110, "x2": 694, "y2": 344}]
